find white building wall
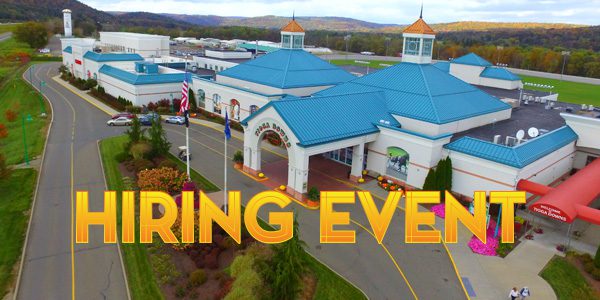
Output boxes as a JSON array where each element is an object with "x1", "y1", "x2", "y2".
[
  {"x1": 479, "y1": 77, "x2": 521, "y2": 90},
  {"x1": 516, "y1": 143, "x2": 576, "y2": 186},
  {"x1": 100, "y1": 32, "x2": 170, "y2": 58},
  {"x1": 192, "y1": 79, "x2": 274, "y2": 122},
  {"x1": 448, "y1": 151, "x2": 518, "y2": 198},
  {"x1": 204, "y1": 50, "x2": 252, "y2": 60},
  {"x1": 366, "y1": 127, "x2": 451, "y2": 189},
  {"x1": 449, "y1": 63, "x2": 485, "y2": 85},
  {"x1": 98, "y1": 74, "x2": 181, "y2": 106},
  {"x1": 194, "y1": 57, "x2": 239, "y2": 73},
  {"x1": 394, "y1": 108, "x2": 511, "y2": 136}
]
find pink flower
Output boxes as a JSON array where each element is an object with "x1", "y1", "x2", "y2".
[{"x1": 431, "y1": 204, "x2": 446, "y2": 218}]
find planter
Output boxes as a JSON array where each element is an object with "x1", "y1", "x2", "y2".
[
  {"x1": 514, "y1": 222, "x2": 522, "y2": 233},
  {"x1": 234, "y1": 162, "x2": 242, "y2": 169},
  {"x1": 307, "y1": 200, "x2": 319, "y2": 207}
]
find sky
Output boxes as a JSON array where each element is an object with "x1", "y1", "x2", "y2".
[{"x1": 80, "y1": 0, "x2": 600, "y2": 25}]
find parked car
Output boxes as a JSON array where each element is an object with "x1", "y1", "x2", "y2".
[
  {"x1": 107, "y1": 117, "x2": 132, "y2": 126},
  {"x1": 360, "y1": 51, "x2": 375, "y2": 56},
  {"x1": 111, "y1": 112, "x2": 135, "y2": 120},
  {"x1": 138, "y1": 116, "x2": 152, "y2": 126},
  {"x1": 165, "y1": 116, "x2": 185, "y2": 125},
  {"x1": 145, "y1": 112, "x2": 160, "y2": 121},
  {"x1": 38, "y1": 48, "x2": 50, "y2": 53}
]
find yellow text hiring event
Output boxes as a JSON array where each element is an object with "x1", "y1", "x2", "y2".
[{"x1": 75, "y1": 190, "x2": 525, "y2": 245}]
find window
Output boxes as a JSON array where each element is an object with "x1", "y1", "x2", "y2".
[
  {"x1": 250, "y1": 105, "x2": 258, "y2": 114},
  {"x1": 281, "y1": 35, "x2": 291, "y2": 48},
  {"x1": 404, "y1": 37, "x2": 421, "y2": 56},
  {"x1": 422, "y1": 39, "x2": 433, "y2": 56},
  {"x1": 197, "y1": 89, "x2": 205, "y2": 109},
  {"x1": 212, "y1": 94, "x2": 222, "y2": 114},
  {"x1": 292, "y1": 36, "x2": 303, "y2": 49}
]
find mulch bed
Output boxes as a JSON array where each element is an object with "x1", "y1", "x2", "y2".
[{"x1": 566, "y1": 255, "x2": 600, "y2": 297}]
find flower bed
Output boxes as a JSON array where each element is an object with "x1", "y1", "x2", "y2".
[
  {"x1": 430, "y1": 203, "x2": 445, "y2": 218},
  {"x1": 468, "y1": 220, "x2": 502, "y2": 256}
]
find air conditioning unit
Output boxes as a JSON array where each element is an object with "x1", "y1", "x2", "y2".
[
  {"x1": 505, "y1": 136, "x2": 517, "y2": 147},
  {"x1": 493, "y1": 135, "x2": 501, "y2": 144}
]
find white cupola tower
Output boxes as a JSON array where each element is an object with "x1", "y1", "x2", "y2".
[
  {"x1": 401, "y1": 7, "x2": 435, "y2": 64},
  {"x1": 280, "y1": 14, "x2": 305, "y2": 49},
  {"x1": 63, "y1": 9, "x2": 72, "y2": 37}
]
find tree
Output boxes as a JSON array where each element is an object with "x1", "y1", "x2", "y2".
[
  {"x1": 188, "y1": 89, "x2": 197, "y2": 111},
  {"x1": 125, "y1": 117, "x2": 144, "y2": 149},
  {"x1": 14, "y1": 22, "x2": 48, "y2": 49},
  {"x1": 266, "y1": 215, "x2": 307, "y2": 300},
  {"x1": 422, "y1": 168, "x2": 437, "y2": 191},
  {"x1": 148, "y1": 118, "x2": 171, "y2": 157}
]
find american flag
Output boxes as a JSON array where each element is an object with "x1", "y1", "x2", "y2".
[{"x1": 179, "y1": 77, "x2": 189, "y2": 114}]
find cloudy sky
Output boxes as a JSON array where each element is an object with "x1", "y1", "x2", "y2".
[{"x1": 80, "y1": 0, "x2": 600, "y2": 25}]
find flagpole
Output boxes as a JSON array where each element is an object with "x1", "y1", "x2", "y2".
[
  {"x1": 224, "y1": 127, "x2": 228, "y2": 214},
  {"x1": 186, "y1": 119, "x2": 190, "y2": 179}
]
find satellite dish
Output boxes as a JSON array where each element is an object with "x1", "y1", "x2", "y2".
[
  {"x1": 528, "y1": 127, "x2": 539, "y2": 138},
  {"x1": 516, "y1": 130, "x2": 525, "y2": 140}
]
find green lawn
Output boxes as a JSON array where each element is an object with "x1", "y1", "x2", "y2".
[
  {"x1": 540, "y1": 256, "x2": 598, "y2": 300},
  {"x1": 100, "y1": 135, "x2": 366, "y2": 300},
  {"x1": 0, "y1": 24, "x2": 18, "y2": 34},
  {"x1": 520, "y1": 75, "x2": 600, "y2": 106},
  {"x1": 0, "y1": 65, "x2": 50, "y2": 165},
  {"x1": 0, "y1": 168, "x2": 37, "y2": 298},
  {"x1": 330, "y1": 59, "x2": 399, "y2": 70}
]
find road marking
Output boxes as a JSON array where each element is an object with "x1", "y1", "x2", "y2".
[
  {"x1": 35, "y1": 65, "x2": 78, "y2": 299},
  {"x1": 350, "y1": 220, "x2": 418, "y2": 300}
]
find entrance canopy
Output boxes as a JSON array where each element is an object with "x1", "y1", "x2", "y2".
[{"x1": 517, "y1": 158, "x2": 600, "y2": 225}]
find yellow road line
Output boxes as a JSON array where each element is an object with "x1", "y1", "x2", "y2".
[
  {"x1": 36, "y1": 66, "x2": 78, "y2": 299},
  {"x1": 350, "y1": 220, "x2": 418, "y2": 300}
]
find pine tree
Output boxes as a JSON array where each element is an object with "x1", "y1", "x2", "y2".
[
  {"x1": 423, "y1": 168, "x2": 437, "y2": 191},
  {"x1": 444, "y1": 157, "x2": 453, "y2": 192},
  {"x1": 266, "y1": 214, "x2": 307, "y2": 300},
  {"x1": 125, "y1": 117, "x2": 144, "y2": 149},
  {"x1": 148, "y1": 118, "x2": 171, "y2": 158}
]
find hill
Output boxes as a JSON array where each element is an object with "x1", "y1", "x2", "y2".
[{"x1": 160, "y1": 14, "x2": 584, "y2": 33}]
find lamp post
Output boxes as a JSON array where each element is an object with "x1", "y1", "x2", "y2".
[
  {"x1": 38, "y1": 80, "x2": 46, "y2": 116},
  {"x1": 560, "y1": 51, "x2": 570, "y2": 81},
  {"x1": 344, "y1": 35, "x2": 351, "y2": 60},
  {"x1": 170, "y1": 93, "x2": 174, "y2": 113},
  {"x1": 29, "y1": 65, "x2": 34, "y2": 84},
  {"x1": 22, "y1": 114, "x2": 33, "y2": 166},
  {"x1": 385, "y1": 37, "x2": 391, "y2": 57}
]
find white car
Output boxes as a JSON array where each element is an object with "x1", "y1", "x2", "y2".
[
  {"x1": 38, "y1": 48, "x2": 50, "y2": 53},
  {"x1": 165, "y1": 116, "x2": 185, "y2": 125},
  {"x1": 360, "y1": 51, "x2": 375, "y2": 56},
  {"x1": 107, "y1": 117, "x2": 132, "y2": 126}
]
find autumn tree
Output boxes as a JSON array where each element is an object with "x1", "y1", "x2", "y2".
[{"x1": 14, "y1": 22, "x2": 49, "y2": 49}]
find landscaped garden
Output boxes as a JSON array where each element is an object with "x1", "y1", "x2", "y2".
[
  {"x1": 541, "y1": 253, "x2": 600, "y2": 300},
  {"x1": 100, "y1": 118, "x2": 366, "y2": 299}
]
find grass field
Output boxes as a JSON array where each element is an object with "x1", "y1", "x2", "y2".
[
  {"x1": 0, "y1": 168, "x2": 37, "y2": 298},
  {"x1": 0, "y1": 65, "x2": 51, "y2": 165},
  {"x1": 0, "y1": 24, "x2": 18, "y2": 34},
  {"x1": 99, "y1": 135, "x2": 366, "y2": 300},
  {"x1": 540, "y1": 256, "x2": 597, "y2": 300},
  {"x1": 520, "y1": 75, "x2": 600, "y2": 106},
  {"x1": 330, "y1": 59, "x2": 399, "y2": 69}
]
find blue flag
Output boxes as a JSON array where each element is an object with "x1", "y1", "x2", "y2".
[{"x1": 224, "y1": 111, "x2": 231, "y2": 140}]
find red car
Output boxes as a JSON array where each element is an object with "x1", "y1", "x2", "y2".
[{"x1": 111, "y1": 112, "x2": 136, "y2": 120}]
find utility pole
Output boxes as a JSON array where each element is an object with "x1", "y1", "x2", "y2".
[
  {"x1": 385, "y1": 37, "x2": 391, "y2": 57},
  {"x1": 344, "y1": 34, "x2": 351, "y2": 60}
]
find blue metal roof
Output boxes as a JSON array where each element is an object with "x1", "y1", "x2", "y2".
[
  {"x1": 218, "y1": 49, "x2": 355, "y2": 89},
  {"x1": 63, "y1": 46, "x2": 72, "y2": 54},
  {"x1": 99, "y1": 65, "x2": 188, "y2": 85},
  {"x1": 238, "y1": 43, "x2": 279, "y2": 53},
  {"x1": 452, "y1": 53, "x2": 492, "y2": 67},
  {"x1": 480, "y1": 67, "x2": 521, "y2": 81},
  {"x1": 432, "y1": 61, "x2": 450, "y2": 72},
  {"x1": 444, "y1": 126, "x2": 578, "y2": 168},
  {"x1": 317, "y1": 62, "x2": 511, "y2": 124},
  {"x1": 241, "y1": 91, "x2": 399, "y2": 147},
  {"x1": 83, "y1": 51, "x2": 144, "y2": 62}
]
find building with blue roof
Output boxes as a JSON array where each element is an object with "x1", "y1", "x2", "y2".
[
  {"x1": 192, "y1": 17, "x2": 355, "y2": 123},
  {"x1": 236, "y1": 15, "x2": 595, "y2": 203},
  {"x1": 439, "y1": 52, "x2": 522, "y2": 90}
]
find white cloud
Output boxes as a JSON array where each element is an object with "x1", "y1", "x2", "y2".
[{"x1": 80, "y1": 0, "x2": 600, "y2": 25}]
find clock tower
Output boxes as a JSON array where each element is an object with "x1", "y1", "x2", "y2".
[{"x1": 401, "y1": 9, "x2": 435, "y2": 64}]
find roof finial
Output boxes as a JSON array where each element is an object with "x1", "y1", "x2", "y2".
[
  {"x1": 293, "y1": 10, "x2": 295, "y2": 21},
  {"x1": 420, "y1": 2, "x2": 423, "y2": 19}
]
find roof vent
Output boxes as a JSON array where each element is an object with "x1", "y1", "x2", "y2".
[
  {"x1": 384, "y1": 121, "x2": 390, "y2": 125},
  {"x1": 493, "y1": 135, "x2": 501, "y2": 144},
  {"x1": 379, "y1": 119, "x2": 385, "y2": 124}
]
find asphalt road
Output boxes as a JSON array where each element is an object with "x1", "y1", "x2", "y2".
[
  {"x1": 17, "y1": 62, "x2": 129, "y2": 299},
  {"x1": 16, "y1": 62, "x2": 466, "y2": 299},
  {"x1": 0, "y1": 32, "x2": 11, "y2": 42}
]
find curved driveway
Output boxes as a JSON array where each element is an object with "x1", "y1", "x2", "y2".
[{"x1": 17, "y1": 62, "x2": 467, "y2": 300}]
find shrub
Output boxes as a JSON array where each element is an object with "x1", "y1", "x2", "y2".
[
  {"x1": 171, "y1": 217, "x2": 192, "y2": 251},
  {"x1": 115, "y1": 151, "x2": 130, "y2": 163},
  {"x1": 148, "y1": 118, "x2": 171, "y2": 158},
  {"x1": 147, "y1": 101, "x2": 158, "y2": 111},
  {"x1": 592, "y1": 268, "x2": 600, "y2": 281},
  {"x1": 187, "y1": 269, "x2": 207, "y2": 287},
  {"x1": 175, "y1": 285, "x2": 186, "y2": 298},
  {"x1": 225, "y1": 269, "x2": 263, "y2": 300},
  {"x1": 230, "y1": 254, "x2": 256, "y2": 278},
  {"x1": 158, "y1": 159, "x2": 178, "y2": 169},
  {"x1": 157, "y1": 99, "x2": 171, "y2": 109},
  {"x1": 132, "y1": 158, "x2": 154, "y2": 173},
  {"x1": 137, "y1": 167, "x2": 187, "y2": 194},
  {"x1": 156, "y1": 107, "x2": 169, "y2": 114},
  {"x1": 122, "y1": 176, "x2": 136, "y2": 190},
  {"x1": 130, "y1": 142, "x2": 152, "y2": 160},
  {"x1": 307, "y1": 187, "x2": 320, "y2": 201},
  {"x1": 580, "y1": 253, "x2": 593, "y2": 264},
  {"x1": 496, "y1": 243, "x2": 514, "y2": 257},
  {"x1": 584, "y1": 261, "x2": 595, "y2": 274},
  {"x1": 5, "y1": 109, "x2": 17, "y2": 122},
  {"x1": 232, "y1": 150, "x2": 243, "y2": 164},
  {"x1": 0, "y1": 124, "x2": 8, "y2": 139}
]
